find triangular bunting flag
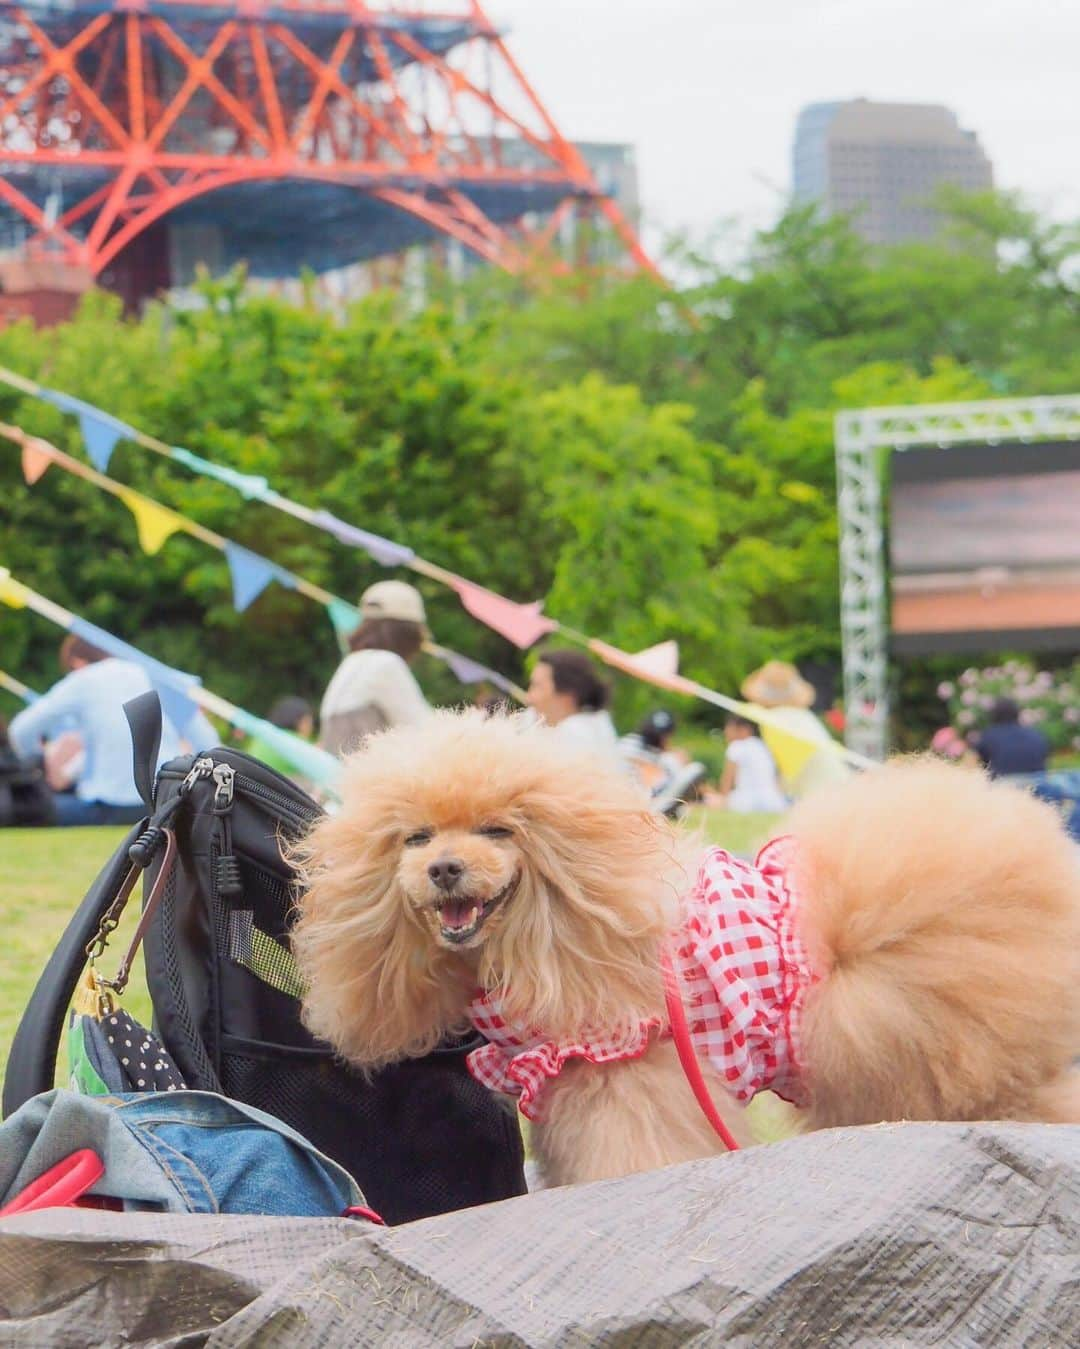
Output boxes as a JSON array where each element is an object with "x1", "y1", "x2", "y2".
[
  {"x1": 66, "y1": 614, "x2": 205, "y2": 742},
  {"x1": 37, "y1": 388, "x2": 136, "y2": 473},
  {"x1": 79, "y1": 412, "x2": 125, "y2": 474},
  {"x1": 326, "y1": 597, "x2": 362, "y2": 639},
  {"x1": 171, "y1": 448, "x2": 271, "y2": 502},
  {"x1": 224, "y1": 542, "x2": 278, "y2": 612},
  {"x1": 440, "y1": 648, "x2": 499, "y2": 686},
  {"x1": 451, "y1": 579, "x2": 557, "y2": 649},
  {"x1": 0, "y1": 569, "x2": 29, "y2": 609},
  {"x1": 119, "y1": 489, "x2": 185, "y2": 555},
  {"x1": 21, "y1": 442, "x2": 53, "y2": 484},
  {"x1": 311, "y1": 510, "x2": 416, "y2": 567},
  {"x1": 589, "y1": 639, "x2": 693, "y2": 695},
  {"x1": 749, "y1": 706, "x2": 823, "y2": 790}
]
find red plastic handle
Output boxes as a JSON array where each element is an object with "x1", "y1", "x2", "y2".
[
  {"x1": 0, "y1": 1149, "x2": 106, "y2": 1217},
  {"x1": 343, "y1": 1204, "x2": 386, "y2": 1225}
]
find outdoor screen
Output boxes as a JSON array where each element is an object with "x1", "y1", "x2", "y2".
[{"x1": 889, "y1": 441, "x2": 1080, "y2": 654}]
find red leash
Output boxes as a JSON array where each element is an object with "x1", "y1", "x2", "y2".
[{"x1": 661, "y1": 953, "x2": 741, "y2": 1152}]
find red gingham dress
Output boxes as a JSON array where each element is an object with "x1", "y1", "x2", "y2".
[{"x1": 466, "y1": 839, "x2": 815, "y2": 1120}]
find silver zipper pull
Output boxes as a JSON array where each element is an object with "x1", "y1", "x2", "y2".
[
  {"x1": 212, "y1": 762, "x2": 235, "y2": 811},
  {"x1": 181, "y1": 756, "x2": 215, "y2": 794}
]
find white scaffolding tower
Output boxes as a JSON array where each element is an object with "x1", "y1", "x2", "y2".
[{"x1": 835, "y1": 394, "x2": 1080, "y2": 761}]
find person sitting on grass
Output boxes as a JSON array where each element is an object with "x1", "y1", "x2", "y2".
[
  {"x1": 6, "y1": 636, "x2": 209, "y2": 827},
  {"x1": 706, "y1": 713, "x2": 788, "y2": 814},
  {"x1": 525, "y1": 649, "x2": 620, "y2": 763},
  {"x1": 974, "y1": 697, "x2": 1049, "y2": 778}
]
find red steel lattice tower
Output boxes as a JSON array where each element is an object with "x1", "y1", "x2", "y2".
[{"x1": 0, "y1": 0, "x2": 653, "y2": 305}]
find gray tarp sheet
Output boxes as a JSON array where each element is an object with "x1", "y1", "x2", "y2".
[{"x1": 0, "y1": 1121, "x2": 1077, "y2": 1347}]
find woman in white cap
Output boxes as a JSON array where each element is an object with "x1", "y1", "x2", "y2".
[{"x1": 319, "y1": 580, "x2": 432, "y2": 755}]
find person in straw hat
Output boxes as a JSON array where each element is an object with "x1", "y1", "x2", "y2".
[
  {"x1": 739, "y1": 660, "x2": 850, "y2": 799},
  {"x1": 319, "y1": 580, "x2": 433, "y2": 756}
]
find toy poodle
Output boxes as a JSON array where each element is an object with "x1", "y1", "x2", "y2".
[{"x1": 292, "y1": 710, "x2": 1080, "y2": 1187}]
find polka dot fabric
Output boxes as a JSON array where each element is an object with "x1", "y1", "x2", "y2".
[
  {"x1": 465, "y1": 839, "x2": 815, "y2": 1118},
  {"x1": 100, "y1": 1009, "x2": 185, "y2": 1093}
]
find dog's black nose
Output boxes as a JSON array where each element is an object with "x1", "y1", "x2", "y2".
[{"x1": 428, "y1": 857, "x2": 465, "y2": 891}]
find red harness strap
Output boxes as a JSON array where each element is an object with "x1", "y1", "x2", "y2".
[{"x1": 661, "y1": 952, "x2": 741, "y2": 1153}]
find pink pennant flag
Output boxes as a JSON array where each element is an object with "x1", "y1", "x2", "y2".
[
  {"x1": 451, "y1": 579, "x2": 558, "y2": 649},
  {"x1": 21, "y1": 442, "x2": 53, "y2": 485}
]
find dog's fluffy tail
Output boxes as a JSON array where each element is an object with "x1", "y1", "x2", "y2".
[{"x1": 787, "y1": 757, "x2": 1080, "y2": 1127}]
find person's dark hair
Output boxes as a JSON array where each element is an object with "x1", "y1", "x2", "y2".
[
  {"x1": 539, "y1": 650, "x2": 610, "y2": 712},
  {"x1": 726, "y1": 713, "x2": 759, "y2": 736},
  {"x1": 269, "y1": 696, "x2": 313, "y2": 732},
  {"x1": 638, "y1": 709, "x2": 675, "y2": 750},
  {"x1": 347, "y1": 617, "x2": 424, "y2": 663},
  {"x1": 481, "y1": 695, "x2": 513, "y2": 718},
  {"x1": 990, "y1": 697, "x2": 1020, "y2": 725},
  {"x1": 59, "y1": 634, "x2": 107, "y2": 670}
]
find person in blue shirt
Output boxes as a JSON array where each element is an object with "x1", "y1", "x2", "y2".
[
  {"x1": 974, "y1": 697, "x2": 1050, "y2": 778},
  {"x1": 7, "y1": 635, "x2": 213, "y2": 826}
]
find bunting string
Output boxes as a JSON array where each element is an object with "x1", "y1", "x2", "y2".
[
  {"x1": 0, "y1": 366, "x2": 869, "y2": 766},
  {"x1": 0, "y1": 422, "x2": 523, "y2": 702},
  {"x1": 0, "y1": 567, "x2": 343, "y2": 794},
  {"x1": 0, "y1": 669, "x2": 37, "y2": 703}
]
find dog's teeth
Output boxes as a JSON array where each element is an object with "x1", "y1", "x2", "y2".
[{"x1": 467, "y1": 906, "x2": 479, "y2": 926}]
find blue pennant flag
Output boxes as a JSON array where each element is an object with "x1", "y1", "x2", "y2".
[
  {"x1": 67, "y1": 616, "x2": 208, "y2": 744},
  {"x1": 226, "y1": 543, "x2": 275, "y2": 612},
  {"x1": 38, "y1": 389, "x2": 137, "y2": 473},
  {"x1": 224, "y1": 542, "x2": 298, "y2": 612}
]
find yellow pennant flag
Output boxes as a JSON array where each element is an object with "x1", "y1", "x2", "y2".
[
  {"x1": 0, "y1": 567, "x2": 28, "y2": 609},
  {"x1": 119, "y1": 488, "x2": 185, "y2": 555},
  {"x1": 758, "y1": 722, "x2": 819, "y2": 788}
]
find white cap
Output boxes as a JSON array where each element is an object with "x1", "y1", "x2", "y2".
[{"x1": 360, "y1": 580, "x2": 428, "y2": 627}]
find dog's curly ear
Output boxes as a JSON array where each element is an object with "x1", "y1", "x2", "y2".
[{"x1": 290, "y1": 812, "x2": 470, "y2": 1069}]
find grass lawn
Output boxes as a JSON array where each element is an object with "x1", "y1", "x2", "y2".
[
  {"x1": 1, "y1": 826, "x2": 153, "y2": 1095},
  {"x1": 0, "y1": 810, "x2": 789, "y2": 1136}
]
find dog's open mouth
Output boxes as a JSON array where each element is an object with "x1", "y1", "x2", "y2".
[{"x1": 431, "y1": 872, "x2": 520, "y2": 945}]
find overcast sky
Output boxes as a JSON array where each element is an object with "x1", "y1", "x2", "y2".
[{"x1": 485, "y1": 0, "x2": 1079, "y2": 249}]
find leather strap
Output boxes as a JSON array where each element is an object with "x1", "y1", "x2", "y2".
[
  {"x1": 112, "y1": 829, "x2": 177, "y2": 993},
  {"x1": 661, "y1": 951, "x2": 741, "y2": 1152}
]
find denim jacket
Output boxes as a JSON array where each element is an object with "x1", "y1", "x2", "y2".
[{"x1": 0, "y1": 1089, "x2": 365, "y2": 1217}]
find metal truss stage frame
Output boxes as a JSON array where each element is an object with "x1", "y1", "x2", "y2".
[{"x1": 835, "y1": 394, "x2": 1080, "y2": 760}]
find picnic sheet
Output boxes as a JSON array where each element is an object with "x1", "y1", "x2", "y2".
[{"x1": 0, "y1": 1121, "x2": 1077, "y2": 1347}]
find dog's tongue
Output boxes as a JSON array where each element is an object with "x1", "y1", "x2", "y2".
[{"x1": 439, "y1": 899, "x2": 476, "y2": 928}]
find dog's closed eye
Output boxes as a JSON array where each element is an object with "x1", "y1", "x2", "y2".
[
  {"x1": 474, "y1": 825, "x2": 513, "y2": 839},
  {"x1": 403, "y1": 829, "x2": 434, "y2": 848}
]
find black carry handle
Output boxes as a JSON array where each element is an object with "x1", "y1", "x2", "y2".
[
  {"x1": 2, "y1": 693, "x2": 162, "y2": 1116},
  {"x1": 124, "y1": 690, "x2": 163, "y2": 809},
  {"x1": 2, "y1": 818, "x2": 145, "y2": 1116}
]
